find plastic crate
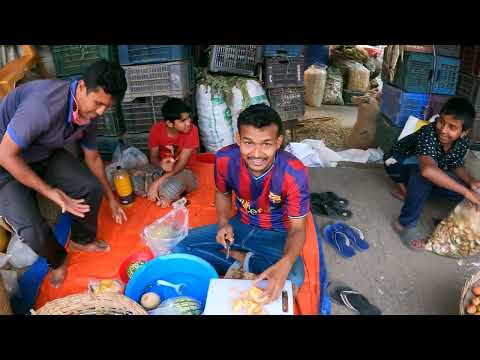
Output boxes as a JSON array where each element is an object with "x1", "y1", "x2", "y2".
[
  {"x1": 52, "y1": 45, "x2": 117, "y2": 78},
  {"x1": 95, "y1": 105, "x2": 124, "y2": 137},
  {"x1": 343, "y1": 89, "x2": 365, "y2": 106},
  {"x1": 208, "y1": 45, "x2": 263, "y2": 77},
  {"x1": 122, "y1": 96, "x2": 168, "y2": 133},
  {"x1": 264, "y1": 56, "x2": 304, "y2": 89},
  {"x1": 122, "y1": 132, "x2": 150, "y2": 156},
  {"x1": 432, "y1": 56, "x2": 460, "y2": 95},
  {"x1": 380, "y1": 83, "x2": 429, "y2": 128},
  {"x1": 264, "y1": 45, "x2": 304, "y2": 57},
  {"x1": 383, "y1": 51, "x2": 434, "y2": 93},
  {"x1": 122, "y1": 60, "x2": 193, "y2": 102},
  {"x1": 425, "y1": 94, "x2": 450, "y2": 119},
  {"x1": 267, "y1": 87, "x2": 305, "y2": 121},
  {"x1": 435, "y1": 45, "x2": 461, "y2": 58},
  {"x1": 456, "y1": 72, "x2": 480, "y2": 106},
  {"x1": 97, "y1": 135, "x2": 122, "y2": 161},
  {"x1": 461, "y1": 46, "x2": 480, "y2": 78},
  {"x1": 375, "y1": 112, "x2": 402, "y2": 153},
  {"x1": 118, "y1": 45, "x2": 192, "y2": 65}
]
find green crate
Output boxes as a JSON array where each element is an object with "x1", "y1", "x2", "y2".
[
  {"x1": 375, "y1": 112, "x2": 402, "y2": 153},
  {"x1": 52, "y1": 45, "x2": 117, "y2": 78}
]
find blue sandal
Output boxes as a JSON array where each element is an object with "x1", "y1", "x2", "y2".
[
  {"x1": 333, "y1": 223, "x2": 369, "y2": 252},
  {"x1": 322, "y1": 223, "x2": 356, "y2": 258}
]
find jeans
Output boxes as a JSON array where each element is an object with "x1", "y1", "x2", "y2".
[
  {"x1": 173, "y1": 216, "x2": 305, "y2": 288},
  {"x1": 384, "y1": 157, "x2": 464, "y2": 228},
  {"x1": 0, "y1": 149, "x2": 103, "y2": 268}
]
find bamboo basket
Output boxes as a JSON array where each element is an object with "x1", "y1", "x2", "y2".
[
  {"x1": 459, "y1": 270, "x2": 480, "y2": 315},
  {"x1": 0, "y1": 276, "x2": 13, "y2": 315},
  {"x1": 33, "y1": 293, "x2": 147, "y2": 315}
]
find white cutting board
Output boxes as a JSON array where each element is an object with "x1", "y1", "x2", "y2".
[{"x1": 203, "y1": 279, "x2": 294, "y2": 315}]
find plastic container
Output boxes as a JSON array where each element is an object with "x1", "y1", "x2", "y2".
[
  {"x1": 375, "y1": 112, "x2": 403, "y2": 153},
  {"x1": 118, "y1": 248, "x2": 154, "y2": 284},
  {"x1": 267, "y1": 87, "x2": 305, "y2": 121},
  {"x1": 383, "y1": 51, "x2": 433, "y2": 93},
  {"x1": 124, "y1": 254, "x2": 219, "y2": 311},
  {"x1": 118, "y1": 45, "x2": 192, "y2": 65},
  {"x1": 113, "y1": 166, "x2": 135, "y2": 206},
  {"x1": 122, "y1": 60, "x2": 193, "y2": 102},
  {"x1": 264, "y1": 45, "x2": 304, "y2": 57},
  {"x1": 122, "y1": 96, "x2": 168, "y2": 133},
  {"x1": 435, "y1": 45, "x2": 461, "y2": 58},
  {"x1": 304, "y1": 64, "x2": 327, "y2": 107},
  {"x1": 96, "y1": 136, "x2": 123, "y2": 161},
  {"x1": 456, "y1": 72, "x2": 480, "y2": 146},
  {"x1": 461, "y1": 46, "x2": 480, "y2": 78},
  {"x1": 94, "y1": 105, "x2": 124, "y2": 136},
  {"x1": 380, "y1": 83, "x2": 429, "y2": 128},
  {"x1": 208, "y1": 45, "x2": 263, "y2": 77},
  {"x1": 425, "y1": 94, "x2": 450, "y2": 119},
  {"x1": 122, "y1": 132, "x2": 150, "y2": 156},
  {"x1": 52, "y1": 45, "x2": 117, "y2": 77},
  {"x1": 264, "y1": 56, "x2": 304, "y2": 88},
  {"x1": 432, "y1": 56, "x2": 460, "y2": 95}
]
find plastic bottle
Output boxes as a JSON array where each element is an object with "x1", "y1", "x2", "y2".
[
  {"x1": 113, "y1": 166, "x2": 135, "y2": 207},
  {"x1": 304, "y1": 64, "x2": 327, "y2": 107}
]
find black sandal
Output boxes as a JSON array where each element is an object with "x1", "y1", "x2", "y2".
[
  {"x1": 311, "y1": 193, "x2": 352, "y2": 220},
  {"x1": 327, "y1": 281, "x2": 382, "y2": 315}
]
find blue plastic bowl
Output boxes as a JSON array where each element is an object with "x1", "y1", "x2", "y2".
[{"x1": 124, "y1": 254, "x2": 218, "y2": 311}]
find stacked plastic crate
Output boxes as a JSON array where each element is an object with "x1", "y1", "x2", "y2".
[
  {"x1": 263, "y1": 45, "x2": 305, "y2": 126},
  {"x1": 51, "y1": 45, "x2": 124, "y2": 160},
  {"x1": 377, "y1": 45, "x2": 461, "y2": 152},
  {"x1": 118, "y1": 46, "x2": 194, "y2": 156},
  {"x1": 456, "y1": 46, "x2": 480, "y2": 150}
]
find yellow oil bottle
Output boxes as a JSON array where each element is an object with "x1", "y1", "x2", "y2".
[{"x1": 113, "y1": 166, "x2": 135, "y2": 207}]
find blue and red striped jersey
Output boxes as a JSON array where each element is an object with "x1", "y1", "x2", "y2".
[{"x1": 215, "y1": 144, "x2": 310, "y2": 231}]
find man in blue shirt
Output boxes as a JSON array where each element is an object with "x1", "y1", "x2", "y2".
[{"x1": 0, "y1": 60, "x2": 128, "y2": 286}]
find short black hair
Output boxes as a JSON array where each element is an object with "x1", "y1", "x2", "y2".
[
  {"x1": 237, "y1": 104, "x2": 283, "y2": 136},
  {"x1": 161, "y1": 97, "x2": 192, "y2": 122},
  {"x1": 81, "y1": 60, "x2": 127, "y2": 103},
  {"x1": 440, "y1": 96, "x2": 475, "y2": 130}
]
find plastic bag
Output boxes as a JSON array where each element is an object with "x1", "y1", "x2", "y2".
[
  {"x1": 148, "y1": 296, "x2": 201, "y2": 315},
  {"x1": 346, "y1": 95, "x2": 379, "y2": 149},
  {"x1": 0, "y1": 253, "x2": 11, "y2": 269},
  {"x1": 6, "y1": 234, "x2": 38, "y2": 268},
  {"x1": 143, "y1": 198, "x2": 189, "y2": 256},
  {"x1": 0, "y1": 270, "x2": 19, "y2": 298},
  {"x1": 304, "y1": 64, "x2": 327, "y2": 107},
  {"x1": 128, "y1": 163, "x2": 164, "y2": 197},
  {"x1": 322, "y1": 67, "x2": 344, "y2": 105},
  {"x1": 106, "y1": 146, "x2": 150, "y2": 188},
  {"x1": 426, "y1": 199, "x2": 480, "y2": 258},
  {"x1": 88, "y1": 278, "x2": 124, "y2": 294},
  {"x1": 347, "y1": 62, "x2": 370, "y2": 93}
]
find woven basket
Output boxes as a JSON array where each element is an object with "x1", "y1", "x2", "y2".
[
  {"x1": 0, "y1": 276, "x2": 13, "y2": 315},
  {"x1": 34, "y1": 293, "x2": 147, "y2": 315},
  {"x1": 459, "y1": 270, "x2": 480, "y2": 315}
]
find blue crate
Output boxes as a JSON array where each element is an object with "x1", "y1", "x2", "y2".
[
  {"x1": 118, "y1": 45, "x2": 192, "y2": 65},
  {"x1": 380, "y1": 84, "x2": 428, "y2": 128},
  {"x1": 264, "y1": 45, "x2": 304, "y2": 57},
  {"x1": 432, "y1": 56, "x2": 460, "y2": 95}
]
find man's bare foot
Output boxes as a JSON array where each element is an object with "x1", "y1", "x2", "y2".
[
  {"x1": 48, "y1": 263, "x2": 67, "y2": 288},
  {"x1": 69, "y1": 239, "x2": 111, "y2": 253},
  {"x1": 391, "y1": 184, "x2": 407, "y2": 201},
  {"x1": 392, "y1": 220, "x2": 425, "y2": 252}
]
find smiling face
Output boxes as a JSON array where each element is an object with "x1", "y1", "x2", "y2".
[
  {"x1": 73, "y1": 80, "x2": 113, "y2": 126},
  {"x1": 167, "y1": 112, "x2": 192, "y2": 134},
  {"x1": 435, "y1": 114, "x2": 468, "y2": 148},
  {"x1": 236, "y1": 123, "x2": 283, "y2": 177}
]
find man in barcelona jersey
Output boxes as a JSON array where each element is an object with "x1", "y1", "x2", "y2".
[{"x1": 174, "y1": 104, "x2": 310, "y2": 304}]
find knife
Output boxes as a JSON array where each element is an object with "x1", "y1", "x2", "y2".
[
  {"x1": 282, "y1": 290, "x2": 288, "y2": 313},
  {"x1": 225, "y1": 236, "x2": 232, "y2": 259}
]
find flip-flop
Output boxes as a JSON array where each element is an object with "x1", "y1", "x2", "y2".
[
  {"x1": 392, "y1": 221, "x2": 425, "y2": 252},
  {"x1": 311, "y1": 192, "x2": 349, "y2": 209},
  {"x1": 324, "y1": 192, "x2": 350, "y2": 208},
  {"x1": 322, "y1": 223, "x2": 356, "y2": 258},
  {"x1": 311, "y1": 195, "x2": 352, "y2": 220},
  {"x1": 327, "y1": 281, "x2": 382, "y2": 315},
  {"x1": 333, "y1": 222, "x2": 369, "y2": 252}
]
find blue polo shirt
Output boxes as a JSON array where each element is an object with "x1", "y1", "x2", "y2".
[{"x1": 0, "y1": 79, "x2": 97, "y2": 164}]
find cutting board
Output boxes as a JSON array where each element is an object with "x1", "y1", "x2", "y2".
[{"x1": 203, "y1": 279, "x2": 293, "y2": 315}]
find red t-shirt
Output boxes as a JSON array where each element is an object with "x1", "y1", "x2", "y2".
[{"x1": 148, "y1": 121, "x2": 200, "y2": 168}]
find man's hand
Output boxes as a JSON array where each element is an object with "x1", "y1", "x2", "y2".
[
  {"x1": 465, "y1": 189, "x2": 480, "y2": 206},
  {"x1": 147, "y1": 177, "x2": 165, "y2": 202},
  {"x1": 216, "y1": 223, "x2": 234, "y2": 248},
  {"x1": 160, "y1": 157, "x2": 176, "y2": 173},
  {"x1": 109, "y1": 198, "x2": 127, "y2": 224},
  {"x1": 48, "y1": 188, "x2": 90, "y2": 218},
  {"x1": 470, "y1": 180, "x2": 480, "y2": 193},
  {"x1": 254, "y1": 257, "x2": 292, "y2": 305}
]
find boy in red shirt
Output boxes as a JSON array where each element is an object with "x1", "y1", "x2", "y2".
[{"x1": 147, "y1": 98, "x2": 200, "y2": 207}]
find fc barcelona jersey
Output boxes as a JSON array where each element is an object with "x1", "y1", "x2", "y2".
[{"x1": 215, "y1": 144, "x2": 310, "y2": 231}]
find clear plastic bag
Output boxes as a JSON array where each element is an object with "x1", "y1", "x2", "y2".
[
  {"x1": 304, "y1": 64, "x2": 327, "y2": 107},
  {"x1": 0, "y1": 253, "x2": 11, "y2": 269},
  {"x1": 426, "y1": 199, "x2": 480, "y2": 258},
  {"x1": 322, "y1": 67, "x2": 344, "y2": 105},
  {"x1": 6, "y1": 234, "x2": 38, "y2": 268},
  {"x1": 147, "y1": 296, "x2": 201, "y2": 315},
  {"x1": 347, "y1": 62, "x2": 370, "y2": 93},
  {"x1": 106, "y1": 146, "x2": 151, "y2": 189},
  {"x1": 0, "y1": 270, "x2": 19, "y2": 298},
  {"x1": 143, "y1": 198, "x2": 189, "y2": 256}
]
